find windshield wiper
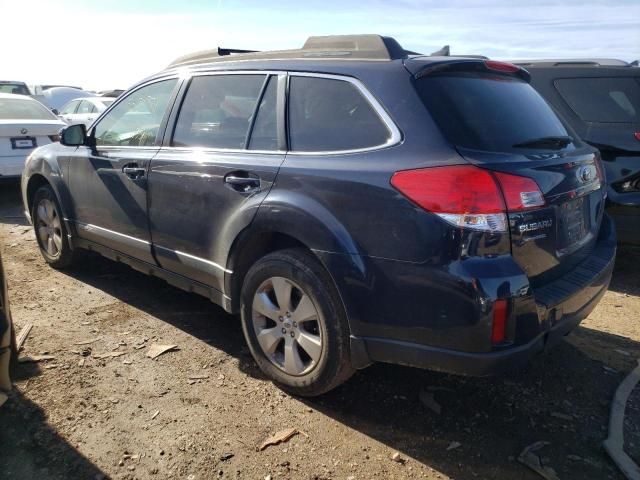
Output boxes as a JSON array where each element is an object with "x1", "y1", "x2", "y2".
[{"x1": 512, "y1": 136, "x2": 573, "y2": 149}]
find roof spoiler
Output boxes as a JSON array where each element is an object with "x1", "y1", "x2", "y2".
[{"x1": 415, "y1": 59, "x2": 531, "y2": 82}]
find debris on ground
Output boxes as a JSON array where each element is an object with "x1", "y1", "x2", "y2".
[
  {"x1": 93, "y1": 351, "x2": 126, "y2": 359},
  {"x1": 447, "y1": 441, "x2": 462, "y2": 451},
  {"x1": 391, "y1": 452, "x2": 406, "y2": 463},
  {"x1": 419, "y1": 388, "x2": 442, "y2": 414},
  {"x1": 517, "y1": 441, "x2": 560, "y2": 480},
  {"x1": 220, "y1": 453, "x2": 234, "y2": 461},
  {"x1": 258, "y1": 428, "x2": 299, "y2": 451},
  {"x1": 18, "y1": 354, "x2": 55, "y2": 363},
  {"x1": 188, "y1": 374, "x2": 209, "y2": 380},
  {"x1": 151, "y1": 410, "x2": 160, "y2": 420},
  {"x1": 146, "y1": 344, "x2": 178, "y2": 359},
  {"x1": 15, "y1": 322, "x2": 33, "y2": 350}
]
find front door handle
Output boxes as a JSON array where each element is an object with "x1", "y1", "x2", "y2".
[
  {"x1": 122, "y1": 164, "x2": 146, "y2": 180},
  {"x1": 224, "y1": 173, "x2": 261, "y2": 193}
]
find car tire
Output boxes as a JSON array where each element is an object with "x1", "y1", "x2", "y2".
[
  {"x1": 240, "y1": 248, "x2": 355, "y2": 397},
  {"x1": 32, "y1": 185, "x2": 76, "y2": 269}
]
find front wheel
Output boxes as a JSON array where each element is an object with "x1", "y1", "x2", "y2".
[
  {"x1": 32, "y1": 185, "x2": 76, "y2": 269},
  {"x1": 240, "y1": 249, "x2": 354, "y2": 397}
]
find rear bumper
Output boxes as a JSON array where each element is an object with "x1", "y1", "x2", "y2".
[
  {"x1": 0, "y1": 155, "x2": 27, "y2": 177},
  {"x1": 353, "y1": 215, "x2": 616, "y2": 375}
]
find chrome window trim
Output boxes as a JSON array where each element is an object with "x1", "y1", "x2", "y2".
[{"x1": 159, "y1": 70, "x2": 402, "y2": 156}]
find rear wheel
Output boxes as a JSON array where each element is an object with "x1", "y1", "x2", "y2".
[
  {"x1": 240, "y1": 248, "x2": 354, "y2": 397},
  {"x1": 32, "y1": 185, "x2": 76, "y2": 269}
]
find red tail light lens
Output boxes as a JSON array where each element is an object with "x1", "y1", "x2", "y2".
[
  {"x1": 493, "y1": 172, "x2": 545, "y2": 210},
  {"x1": 390, "y1": 165, "x2": 504, "y2": 214},
  {"x1": 390, "y1": 165, "x2": 545, "y2": 232},
  {"x1": 484, "y1": 60, "x2": 520, "y2": 73},
  {"x1": 634, "y1": 132, "x2": 640, "y2": 142},
  {"x1": 491, "y1": 299, "x2": 508, "y2": 344}
]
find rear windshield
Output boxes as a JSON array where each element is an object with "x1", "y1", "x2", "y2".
[
  {"x1": 555, "y1": 77, "x2": 640, "y2": 124},
  {"x1": 0, "y1": 97, "x2": 57, "y2": 120},
  {"x1": 416, "y1": 73, "x2": 572, "y2": 152},
  {"x1": 0, "y1": 83, "x2": 30, "y2": 95}
]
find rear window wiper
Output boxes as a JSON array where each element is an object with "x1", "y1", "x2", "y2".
[{"x1": 512, "y1": 136, "x2": 573, "y2": 149}]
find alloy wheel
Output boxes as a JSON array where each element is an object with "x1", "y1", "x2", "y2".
[
  {"x1": 251, "y1": 276, "x2": 324, "y2": 376},
  {"x1": 35, "y1": 198, "x2": 62, "y2": 258}
]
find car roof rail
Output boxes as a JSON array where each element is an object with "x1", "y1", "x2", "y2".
[
  {"x1": 512, "y1": 58, "x2": 631, "y2": 67},
  {"x1": 167, "y1": 34, "x2": 415, "y2": 68}
]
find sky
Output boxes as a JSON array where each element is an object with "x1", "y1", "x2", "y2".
[{"x1": 1, "y1": 0, "x2": 639, "y2": 91}]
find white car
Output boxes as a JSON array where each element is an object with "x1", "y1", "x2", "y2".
[
  {"x1": 58, "y1": 97, "x2": 115, "y2": 127},
  {"x1": 0, "y1": 93, "x2": 65, "y2": 178}
]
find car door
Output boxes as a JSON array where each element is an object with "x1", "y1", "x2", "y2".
[
  {"x1": 75, "y1": 100, "x2": 98, "y2": 128},
  {"x1": 59, "y1": 100, "x2": 80, "y2": 124},
  {"x1": 67, "y1": 78, "x2": 180, "y2": 264},
  {"x1": 148, "y1": 72, "x2": 285, "y2": 292}
]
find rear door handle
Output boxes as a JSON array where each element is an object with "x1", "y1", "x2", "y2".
[
  {"x1": 122, "y1": 165, "x2": 146, "y2": 180},
  {"x1": 224, "y1": 173, "x2": 260, "y2": 193}
]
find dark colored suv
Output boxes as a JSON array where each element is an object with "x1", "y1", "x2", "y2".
[
  {"x1": 21, "y1": 35, "x2": 615, "y2": 396},
  {"x1": 514, "y1": 59, "x2": 640, "y2": 244}
]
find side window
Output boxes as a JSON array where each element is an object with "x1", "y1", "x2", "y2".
[
  {"x1": 172, "y1": 74, "x2": 265, "y2": 149},
  {"x1": 288, "y1": 76, "x2": 391, "y2": 152},
  {"x1": 94, "y1": 79, "x2": 177, "y2": 147},
  {"x1": 248, "y1": 76, "x2": 278, "y2": 150},
  {"x1": 60, "y1": 100, "x2": 79, "y2": 115}
]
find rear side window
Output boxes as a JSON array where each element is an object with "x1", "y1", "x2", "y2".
[
  {"x1": 77, "y1": 100, "x2": 96, "y2": 114},
  {"x1": 555, "y1": 77, "x2": 640, "y2": 123},
  {"x1": 416, "y1": 74, "x2": 571, "y2": 152},
  {"x1": 288, "y1": 76, "x2": 391, "y2": 152},
  {"x1": 173, "y1": 74, "x2": 266, "y2": 149}
]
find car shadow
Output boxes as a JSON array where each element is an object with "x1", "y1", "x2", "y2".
[
  {"x1": 0, "y1": 389, "x2": 106, "y2": 479},
  {"x1": 0, "y1": 179, "x2": 28, "y2": 227},
  {"x1": 608, "y1": 245, "x2": 640, "y2": 297},
  {"x1": 56, "y1": 252, "x2": 635, "y2": 479}
]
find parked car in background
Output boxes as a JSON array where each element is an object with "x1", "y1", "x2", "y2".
[
  {"x1": 97, "y1": 89, "x2": 125, "y2": 98},
  {"x1": 0, "y1": 81, "x2": 30, "y2": 96},
  {"x1": 59, "y1": 97, "x2": 116, "y2": 127},
  {"x1": 0, "y1": 248, "x2": 14, "y2": 400},
  {"x1": 514, "y1": 59, "x2": 640, "y2": 244},
  {"x1": 40, "y1": 87, "x2": 93, "y2": 114},
  {"x1": 21, "y1": 35, "x2": 615, "y2": 396},
  {"x1": 0, "y1": 93, "x2": 65, "y2": 177}
]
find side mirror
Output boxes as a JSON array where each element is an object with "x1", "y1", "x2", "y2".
[
  {"x1": 51, "y1": 108, "x2": 59, "y2": 115},
  {"x1": 60, "y1": 124, "x2": 87, "y2": 146}
]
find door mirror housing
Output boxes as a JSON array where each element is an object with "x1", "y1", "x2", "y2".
[{"x1": 60, "y1": 124, "x2": 87, "y2": 146}]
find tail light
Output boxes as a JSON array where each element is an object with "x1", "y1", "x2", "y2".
[
  {"x1": 484, "y1": 60, "x2": 520, "y2": 74},
  {"x1": 593, "y1": 153, "x2": 605, "y2": 184},
  {"x1": 634, "y1": 132, "x2": 640, "y2": 142},
  {"x1": 491, "y1": 299, "x2": 508, "y2": 344},
  {"x1": 48, "y1": 134, "x2": 60, "y2": 142},
  {"x1": 390, "y1": 165, "x2": 545, "y2": 232}
]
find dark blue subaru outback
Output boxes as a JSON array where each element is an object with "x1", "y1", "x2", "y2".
[{"x1": 21, "y1": 35, "x2": 616, "y2": 396}]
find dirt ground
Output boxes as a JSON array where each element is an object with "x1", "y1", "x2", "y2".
[{"x1": 0, "y1": 178, "x2": 639, "y2": 480}]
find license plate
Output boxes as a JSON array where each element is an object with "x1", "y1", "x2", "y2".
[
  {"x1": 558, "y1": 197, "x2": 589, "y2": 248},
  {"x1": 10, "y1": 137, "x2": 36, "y2": 149}
]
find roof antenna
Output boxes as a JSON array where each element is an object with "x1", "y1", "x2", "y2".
[{"x1": 430, "y1": 45, "x2": 450, "y2": 56}]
